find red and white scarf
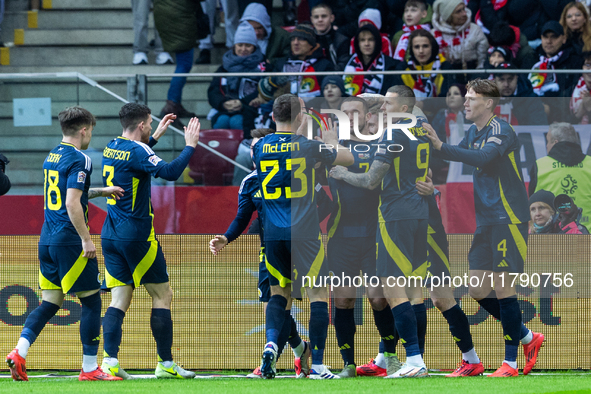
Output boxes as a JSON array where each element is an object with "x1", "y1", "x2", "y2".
[
  {"x1": 570, "y1": 76, "x2": 590, "y2": 124},
  {"x1": 529, "y1": 52, "x2": 563, "y2": 96},
  {"x1": 393, "y1": 24, "x2": 431, "y2": 61},
  {"x1": 343, "y1": 53, "x2": 386, "y2": 96},
  {"x1": 433, "y1": 27, "x2": 469, "y2": 58}
]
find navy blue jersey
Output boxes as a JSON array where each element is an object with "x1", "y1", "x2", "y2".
[
  {"x1": 374, "y1": 116, "x2": 431, "y2": 222},
  {"x1": 442, "y1": 116, "x2": 529, "y2": 226},
  {"x1": 39, "y1": 142, "x2": 92, "y2": 246},
  {"x1": 252, "y1": 132, "x2": 337, "y2": 241},
  {"x1": 327, "y1": 141, "x2": 379, "y2": 238},
  {"x1": 101, "y1": 137, "x2": 169, "y2": 242},
  {"x1": 224, "y1": 170, "x2": 265, "y2": 244}
]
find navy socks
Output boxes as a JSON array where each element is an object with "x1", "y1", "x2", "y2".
[
  {"x1": 499, "y1": 296, "x2": 521, "y2": 362},
  {"x1": 265, "y1": 295, "x2": 287, "y2": 345},
  {"x1": 151, "y1": 308, "x2": 173, "y2": 362},
  {"x1": 309, "y1": 301, "x2": 329, "y2": 365},
  {"x1": 102, "y1": 306, "x2": 125, "y2": 358},
  {"x1": 334, "y1": 308, "x2": 356, "y2": 366},
  {"x1": 79, "y1": 292, "x2": 101, "y2": 356},
  {"x1": 20, "y1": 301, "x2": 60, "y2": 345},
  {"x1": 442, "y1": 304, "x2": 474, "y2": 352},
  {"x1": 412, "y1": 303, "x2": 427, "y2": 355},
  {"x1": 373, "y1": 306, "x2": 398, "y2": 354},
  {"x1": 391, "y1": 302, "x2": 420, "y2": 357}
]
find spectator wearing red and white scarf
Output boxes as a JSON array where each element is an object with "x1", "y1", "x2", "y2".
[
  {"x1": 432, "y1": 0, "x2": 488, "y2": 69},
  {"x1": 570, "y1": 54, "x2": 591, "y2": 124},
  {"x1": 392, "y1": 0, "x2": 431, "y2": 61},
  {"x1": 349, "y1": 8, "x2": 393, "y2": 58}
]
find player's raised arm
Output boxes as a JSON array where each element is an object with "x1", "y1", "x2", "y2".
[
  {"x1": 65, "y1": 188, "x2": 96, "y2": 259},
  {"x1": 152, "y1": 117, "x2": 200, "y2": 181},
  {"x1": 152, "y1": 113, "x2": 177, "y2": 141},
  {"x1": 319, "y1": 118, "x2": 354, "y2": 166}
]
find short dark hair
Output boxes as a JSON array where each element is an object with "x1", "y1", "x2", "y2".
[
  {"x1": 119, "y1": 103, "x2": 151, "y2": 131},
  {"x1": 466, "y1": 78, "x2": 501, "y2": 108},
  {"x1": 341, "y1": 96, "x2": 369, "y2": 114},
  {"x1": 311, "y1": 2, "x2": 333, "y2": 14},
  {"x1": 272, "y1": 94, "x2": 299, "y2": 124},
  {"x1": 405, "y1": 0, "x2": 427, "y2": 12},
  {"x1": 250, "y1": 128, "x2": 275, "y2": 139},
  {"x1": 58, "y1": 106, "x2": 96, "y2": 136},
  {"x1": 583, "y1": 51, "x2": 591, "y2": 63},
  {"x1": 387, "y1": 85, "x2": 416, "y2": 112}
]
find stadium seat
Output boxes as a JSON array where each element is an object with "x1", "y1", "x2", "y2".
[{"x1": 188, "y1": 129, "x2": 242, "y2": 186}]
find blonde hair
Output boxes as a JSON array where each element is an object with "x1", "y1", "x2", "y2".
[{"x1": 560, "y1": 2, "x2": 591, "y2": 52}]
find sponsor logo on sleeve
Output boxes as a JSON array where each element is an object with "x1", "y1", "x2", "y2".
[
  {"x1": 487, "y1": 137, "x2": 503, "y2": 145},
  {"x1": 77, "y1": 171, "x2": 87, "y2": 183},
  {"x1": 148, "y1": 155, "x2": 162, "y2": 166}
]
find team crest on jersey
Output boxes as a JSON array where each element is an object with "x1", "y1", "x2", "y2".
[
  {"x1": 358, "y1": 153, "x2": 371, "y2": 159},
  {"x1": 77, "y1": 171, "x2": 86, "y2": 183},
  {"x1": 148, "y1": 155, "x2": 162, "y2": 166}
]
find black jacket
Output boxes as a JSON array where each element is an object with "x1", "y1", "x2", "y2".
[
  {"x1": 533, "y1": 45, "x2": 582, "y2": 98},
  {"x1": 529, "y1": 141, "x2": 587, "y2": 196},
  {"x1": 316, "y1": 28, "x2": 350, "y2": 70},
  {"x1": 0, "y1": 171, "x2": 10, "y2": 196},
  {"x1": 500, "y1": 75, "x2": 548, "y2": 125}
]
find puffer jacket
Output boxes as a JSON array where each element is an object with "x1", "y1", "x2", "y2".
[
  {"x1": 431, "y1": 7, "x2": 488, "y2": 69},
  {"x1": 154, "y1": 0, "x2": 204, "y2": 53}
]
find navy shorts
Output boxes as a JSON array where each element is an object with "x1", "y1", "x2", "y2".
[
  {"x1": 469, "y1": 223, "x2": 528, "y2": 273},
  {"x1": 327, "y1": 236, "x2": 376, "y2": 277},
  {"x1": 38, "y1": 244, "x2": 100, "y2": 294},
  {"x1": 265, "y1": 234, "x2": 328, "y2": 289},
  {"x1": 258, "y1": 246, "x2": 271, "y2": 303},
  {"x1": 376, "y1": 219, "x2": 429, "y2": 278},
  {"x1": 101, "y1": 238, "x2": 169, "y2": 288}
]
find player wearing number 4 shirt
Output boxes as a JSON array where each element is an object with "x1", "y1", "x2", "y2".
[
  {"x1": 6, "y1": 107, "x2": 124, "y2": 382},
  {"x1": 99, "y1": 103, "x2": 200, "y2": 380},
  {"x1": 252, "y1": 94, "x2": 354, "y2": 379},
  {"x1": 425, "y1": 78, "x2": 545, "y2": 377}
]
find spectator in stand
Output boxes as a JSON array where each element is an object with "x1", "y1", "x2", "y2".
[
  {"x1": 488, "y1": 46, "x2": 512, "y2": 68},
  {"x1": 432, "y1": 0, "x2": 488, "y2": 70},
  {"x1": 570, "y1": 52, "x2": 591, "y2": 123},
  {"x1": 0, "y1": 153, "x2": 10, "y2": 196},
  {"x1": 207, "y1": 23, "x2": 266, "y2": 133},
  {"x1": 131, "y1": 0, "x2": 174, "y2": 65},
  {"x1": 343, "y1": 24, "x2": 397, "y2": 96},
  {"x1": 257, "y1": 24, "x2": 335, "y2": 101},
  {"x1": 195, "y1": 0, "x2": 240, "y2": 65},
  {"x1": 529, "y1": 21, "x2": 582, "y2": 121},
  {"x1": 493, "y1": 63, "x2": 548, "y2": 125},
  {"x1": 560, "y1": 2, "x2": 591, "y2": 56},
  {"x1": 310, "y1": 3, "x2": 350, "y2": 70},
  {"x1": 487, "y1": 21, "x2": 536, "y2": 70},
  {"x1": 393, "y1": 29, "x2": 454, "y2": 99},
  {"x1": 332, "y1": 0, "x2": 388, "y2": 39},
  {"x1": 154, "y1": 0, "x2": 208, "y2": 128},
  {"x1": 431, "y1": 83, "x2": 466, "y2": 183},
  {"x1": 529, "y1": 122, "x2": 591, "y2": 229},
  {"x1": 392, "y1": 0, "x2": 431, "y2": 62},
  {"x1": 529, "y1": 190, "x2": 589, "y2": 234},
  {"x1": 348, "y1": 9, "x2": 393, "y2": 58},
  {"x1": 307, "y1": 76, "x2": 349, "y2": 137},
  {"x1": 239, "y1": 2, "x2": 291, "y2": 64}
]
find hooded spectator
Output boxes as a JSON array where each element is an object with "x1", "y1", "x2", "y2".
[
  {"x1": 487, "y1": 21, "x2": 536, "y2": 69},
  {"x1": 394, "y1": 29, "x2": 454, "y2": 100},
  {"x1": 349, "y1": 8, "x2": 394, "y2": 57},
  {"x1": 529, "y1": 122, "x2": 591, "y2": 229},
  {"x1": 502, "y1": 0, "x2": 571, "y2": 44},
  {"x1": 493, "y1": 63, "x2": 548, "y2": 125},
  {"x1": 570, "y1": 52, "x2": 591, "y2": 123},
  {"x1": 529, "y1": 21, "x2": 582, "y2": 98},
  {"x1": 208, "y1": 23, "x2": 266, "y2": 134},
  {"x1": 332, "y1": 0, "x2": 389, "y2": 39},
  {"x1": 311, "y1": 3, "x2": 350, "y2": 69},
  {"x1": 560, "y1": 2, "x2": 591, "y2": 55},
  {"x1": 432, "y1": 0, "x2": 489, "y2": 69},
  {"x1": 343, "y1": 24, "x2": 398, "y2": 96},
  {"x1": 240, "y1": 2, "x2": 291, "y2": 64}
]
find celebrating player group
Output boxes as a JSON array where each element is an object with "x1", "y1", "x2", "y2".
[{"x1": 5, "y1": 78, "x2": 544, "y2": 382}]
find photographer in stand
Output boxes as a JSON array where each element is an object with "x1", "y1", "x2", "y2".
[
  {"x1": 529, "y1": 190, "x2": 589, "y2": 234},
  {"x1": 0, "y1": 153, "x2": 10, "y2": 196}
]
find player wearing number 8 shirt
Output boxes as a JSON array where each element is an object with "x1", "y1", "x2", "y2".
[
  {"x1": 6, "y1": 107, "x2": 124, "y2": 382},
  {"x1": 99, "y1": 103, "x2": 200, "y2": 380},
  {"x1": 425, "y1": 78, "x2": 544, "y2": 377},
  {"x1": 252, "y1": 94, "x2": 354, "y2": 379},
  {"x1": 330, "y1": 85, "x2": 431, "y2": 378}
]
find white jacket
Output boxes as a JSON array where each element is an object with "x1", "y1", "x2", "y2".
[{"x1": 432, "y1": 8, "x2": 488, "y2": 68}]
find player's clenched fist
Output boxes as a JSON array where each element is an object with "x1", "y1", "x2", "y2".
[
  {"x1": 184, "y1": 117, "x2": 201, "y2": 148},
  {"x1": 209, "y1": 235, "x2": 228, "y2": 256}
]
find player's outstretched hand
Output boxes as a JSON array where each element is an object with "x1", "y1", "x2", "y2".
[
  {"x1": 320, "y1": 117, "x2": 338, "y2": 145},
  {"x1": 329, "y1": 165, "x2": 348, "y2": 180},
  {"x1": 209, "y1": 235, "x2": 228, "y2": 256},
  {"x1": 423, "y1": 123, "x2": 443, "y2": 150},
  {"x1": 184, "y1": 117, "x2": 201, "y2": 148},
  {"x1": 153, "y1": 113, "x2": 177, "y2": 140},
  {"x1": 82, "y1": 238, "x2": 97, "y2": 259},
  {"x1": 102, "y1": 186, "x2": 125, "y2": 200},
  {"x1": 416, "y1": 175, "x2": 434, "y2": 196}
]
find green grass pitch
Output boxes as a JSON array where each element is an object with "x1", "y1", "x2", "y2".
[{"x1": 1, "y1": 372, "x2": 591, "y2": 394}]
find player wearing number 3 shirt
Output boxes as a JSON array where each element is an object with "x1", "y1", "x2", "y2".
[{"x1": 99, "y1": 103, "x2": 200, "y2": 380}]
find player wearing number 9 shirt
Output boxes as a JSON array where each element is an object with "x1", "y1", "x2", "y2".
[
  {"x1": 99, "y1": 103, "x2": 200, "y2": 380},
  {"x1": 6, "y1": 107, "x2": 124, "y2": 382},
  {"x1": 252, "y1": 94, "x2": 354, "y2": 379}
]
